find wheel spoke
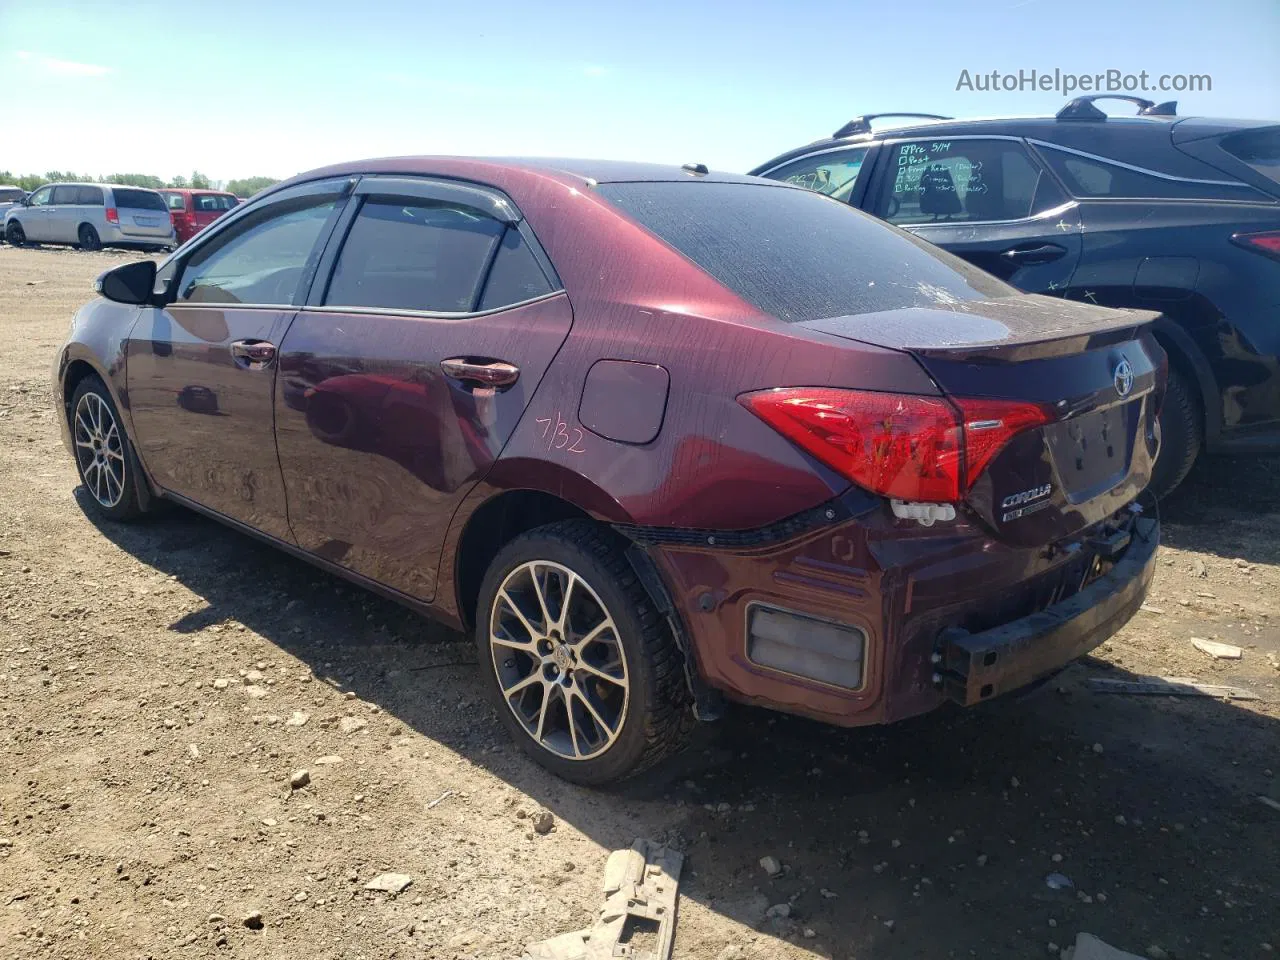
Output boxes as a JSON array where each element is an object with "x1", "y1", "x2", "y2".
[
  {"x1": 573, "y1": 617, "x2": 614, "y2": 652},
  {"x1": 501, "y1": 672, "x2": 542, "y2": 699},
  {"x1": 556, "y1": 572, "x2": 578, "y2": 633},
  {"x1": 564, "y1": 689, "x2": 582, "y2": 758},
  {"x1": 74, "y1": 439, "x2": 95, "y2": 453},
  {"x1": 574, "y1": 687, "x2": 616, "y2": 738},
  {"x1": 532, "y1": 685, "x2": 552, "y2": 743},
  {"x1": 496, "y1": 589, "x2": 539, "y2": 645},
  {"x1": 530, "y1": 564, "x2": 554, "y2": 630},
  {"x1": 576, "y1": 659, "x2": 626, "y2": 687}
]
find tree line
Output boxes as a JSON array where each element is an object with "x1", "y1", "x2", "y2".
[{"x1": 0, "y1": 170, "x2": 281, "y2": 198}]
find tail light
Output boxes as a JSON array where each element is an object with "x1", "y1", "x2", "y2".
[
  {"x1": 1152, "y1": 346, "x2": 1170, "y2": 415},
  {"x1": 105, "y1": 207, "x2": 119, "y2": 224},
  {"x1": 739, "y1": 387, "x2": 1053, "y2": 503},
  {"x1": 1230, "y1": 230, "x2": 1280, "y2": 262}
]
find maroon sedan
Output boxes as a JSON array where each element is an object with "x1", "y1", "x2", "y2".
[{"x1": 53, "y1": 158, "x2": 1163, "y2": 784}]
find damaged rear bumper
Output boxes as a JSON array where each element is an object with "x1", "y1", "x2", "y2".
[{"x1": 932, "y1": 516, "x2": 1158, "y2": 705}]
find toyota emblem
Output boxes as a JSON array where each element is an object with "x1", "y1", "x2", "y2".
[{"x1": 1113, "y1": 357, "x2": 1134, "y2": 399}]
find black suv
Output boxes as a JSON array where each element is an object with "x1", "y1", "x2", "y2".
[{"x1": 751, "y1": 96, "x2": 1280, "y2": 497}]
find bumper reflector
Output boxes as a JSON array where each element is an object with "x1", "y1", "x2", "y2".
[{"x1": 746, "y1": 605, "x2": 866, "y2": 690}]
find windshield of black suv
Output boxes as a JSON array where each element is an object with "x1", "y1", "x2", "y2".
[{"x1": 596, "y1": 180, "x2": 1015, "y2": 323}]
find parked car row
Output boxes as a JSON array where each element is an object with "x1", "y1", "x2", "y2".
[
  {"x1": 2, "y1": 183, "x2": 240, "y2": 251},
  {"x1": 41, "y1": 95, "x2": 1280, "y2": 785}
]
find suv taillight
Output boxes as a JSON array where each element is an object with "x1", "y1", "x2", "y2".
[
  {"x1": 105, "y1": 207, "x2": 119, "y2": 224},
  {"x1": 739, "y1": 387, "x2": 1052, "y2": 503},
  {"x1": 1230, "y1": 230, "x2": 1280, "y2": 262}
]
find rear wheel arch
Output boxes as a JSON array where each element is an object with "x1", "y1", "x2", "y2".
[{"x1": 1148, "y1": 317, "x2": 1215, "y2": 442}]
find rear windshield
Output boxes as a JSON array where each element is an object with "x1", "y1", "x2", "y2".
[
  {"x1": 1219, "y1": 126, "x2": 1280, "y2": 185},
  {"x1": 0, "y1": 188, "x2": 22, "y2": 203},
  {"x1": 161, "y1": 191, "x2": 186, "y2": 210},
  {"x1": 596, "y1": 181, "x2": 1013, "y2": 323},
  {"x1": 112, "y1": 188, "x2": 167, "y2": 212},
  {"x1": 194, "y1": 193, "x2": 237, "y2": 212}
]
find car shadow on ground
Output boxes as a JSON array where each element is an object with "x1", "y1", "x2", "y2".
[
  {"x1": 1159, "y1": 454, "x2": 1280, "y2": 566},
  {"x1": 80, "y1": 491, "x2": 1279, "y2": 959}
]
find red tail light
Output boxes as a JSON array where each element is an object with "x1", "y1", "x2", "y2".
[
  {"x1": 740, "y1": 388, "x2": 1053, "y2": 503},
  {"x1": 1231, "y1": 230, "x2": 1280, "y2": 262},
  {"x1": 105, "y1": 207, "x2": 119, "y2": 224}
]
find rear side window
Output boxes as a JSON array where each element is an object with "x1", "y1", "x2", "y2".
[
  {"x1": 878, "y1": 139, "x2": 1051, "y2": 224},
  {"x1": 195, "y1": 193, "x2": 237, "y2": 212},
  {"x1": 762, "y1": 147, "x2": 870, "y2": 203},
  {"x1": 1038, "y1": 145, "x2": 1252, "y2": 200},
  {"x1": 76, "y1": 186, "x2": 104, "y2": 205},
  {"x1": 51, "y1": 186, "x2": 79, "y2": 204},
  {"x1": 478, "y1": 229, "x2": 554, "y2": 310},
  {"x1": 324, "y1": 198, "x2": 506, "y2": 313},
  {"x1": 161, "y1": 192, "x2": 186, "y2": 210},
  {"x1": 1219, "y1": 127, "x2": 1280, "y2": 185},
  {"x1": 597, "y1": 181, "x2": 1013, "y2": 324},
  {"x1": 112, "y1": 188, "x2": 167, "y2": 212}
]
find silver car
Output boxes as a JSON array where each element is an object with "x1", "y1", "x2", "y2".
[
  {"x1": 0, "y1": 185, "x2": 25, "y2": 230},
  {"x1": 3, "y1": 182, "x2": 176, "y2": 251}
]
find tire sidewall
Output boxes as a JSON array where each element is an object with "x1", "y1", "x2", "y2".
[
  {"x1": 474, "y1": 529, "x2": 662, "y2": 786},
  {"x1": 70, "y1": 377, "x2": 142, "y2": 521},
  {"x1": 6, "y1": 221, "x2": 24, "y2": 245},
  {"x1": 1150, "y1": 366, "x2": 1201, "y2": 499},
  {"x1": 79, "y1": 225, "x2": 101, "y2": 251}
]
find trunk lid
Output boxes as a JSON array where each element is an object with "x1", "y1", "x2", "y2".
[
  {"x1": 801, "y1": 295, "x2": 1163, "y2": 546},
  {"x1": 113, "y1": 188, "x2": 174, "y2": 239}
]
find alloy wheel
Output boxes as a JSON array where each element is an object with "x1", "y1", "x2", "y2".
[
  {"x1": 73, "y1": 392, "x2": 126, "y2": 508},
  {"x1": 488, "y1": 560, "x2": 629, "y2": 761}
]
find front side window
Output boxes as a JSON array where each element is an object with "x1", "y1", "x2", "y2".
[
  {"x1": 879, "y1": 139, "x2": 1048, "y2": 224},
  {"x1": 28, "y1": 187, "x2": 53, "y2": 207},
  {"x1": 176, "y1": 195, "x2": 339, "y2": 306},
  {"x1": 761, "y1": 147, "x2": 870, "y2": 203},
  {"x1": 324, "y1": 198, "x2": 506, "y2": 313}
]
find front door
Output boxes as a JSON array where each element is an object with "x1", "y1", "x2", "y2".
[
  {"x1": 125, "y1": 179, "x2": 351, "y2": 539},
  {"x1": 19, "y1": 185, "x2": 53, "y2": 240},
  {"x1": 865, "y1": 137, "x2": 1083, "y2": 293},
  {"x1": 275, "y1": 176, "x2": 572, "y2": 602}
]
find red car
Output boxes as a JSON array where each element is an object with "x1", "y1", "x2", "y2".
[
  {"x1": 158, "y1": 188, "x2": 239, "y2": 245},
  {"x1": 54, "y1": 158, "x2": 1162, "y2": 784}
]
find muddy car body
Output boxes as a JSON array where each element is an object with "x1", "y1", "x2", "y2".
[{"x1": 52, "y1": 158, "x2": 1162, "y2": 783}]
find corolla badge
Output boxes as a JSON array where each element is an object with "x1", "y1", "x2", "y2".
[{"x1": 1113, "y1": 357, "x2": 1134, "y2": 399}]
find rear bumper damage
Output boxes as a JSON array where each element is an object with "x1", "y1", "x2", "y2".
[
  {"x1": 634, "y1": 495, "x2": 1158, "y2": 729},
  {"x1": 933, "y1": 516, "x2": 1159, "y2": 705}
]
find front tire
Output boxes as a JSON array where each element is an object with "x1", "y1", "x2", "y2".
[
  {"x1": 77, "y1": 224, "x2": 102, "y2": 251},
  {"x1": 475, "y1": 520, "x2": 692, "y2": 785},
  {"x1": 70, "y1": 377, "x2": 145, "y2": 521},
  {"x1": 6, "y1": 220, "x2": 25, "y2": 246},
  {"x1": 1149, "y1": 365, "x2": 1202, "y2": 499}
]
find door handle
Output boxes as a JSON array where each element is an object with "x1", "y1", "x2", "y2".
[
  {"x1": 1000, "y1": 243, "x2": 1067, "y2": 265},
  {"x1": 230, "y1": 339, "x2": 276, "y2": 369},
  {"x1": 440, "y1": 358, "x2": 520, "y2": 388}
]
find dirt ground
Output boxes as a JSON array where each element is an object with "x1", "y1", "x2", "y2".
[{"x1": 2, "y1": 244, "x2": 1278, "y2": 960}]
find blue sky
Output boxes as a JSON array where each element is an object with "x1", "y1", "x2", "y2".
[{"x1": 1, "y1": 0, "x2": 1277, "y2": 183}]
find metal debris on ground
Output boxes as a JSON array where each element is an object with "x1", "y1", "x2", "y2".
[
  {"x1": 1190, "y1": 638, "x2": 1243, "y2": 660},
  {"x1": 1088, "y1": 677, "x2": 1260, "y2": 700},
  {"x1": 522, "y1": 839, "x2": 682, "y2": 960},
  {"x1": 426, "y1": 789, "x2": 455, "y2": 809}
]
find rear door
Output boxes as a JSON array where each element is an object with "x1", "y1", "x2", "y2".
[
  {"x1": 865, "y1": 136, "x2": 1083, "y2": 292},
  {"x1": 126, "y1": 178, "x2": 351, "y2": 539},
  {"x1": 274, "y1": 175, "x2": 571, "y2": 602},
  {"x1": 112, "y1": 187, "x2": 173, "y2": 241}
]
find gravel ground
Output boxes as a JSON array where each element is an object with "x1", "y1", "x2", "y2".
[{"x1": 1, "y1": 244, "x2": 1278, "y2": 960}]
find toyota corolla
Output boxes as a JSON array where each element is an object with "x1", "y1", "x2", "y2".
[{"x1": 53, "y1": 158, "x2": 1163, "y2": 784}]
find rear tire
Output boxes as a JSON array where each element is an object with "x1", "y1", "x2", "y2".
[
  {"x1": 6, "y1": 221, "x2": 25, "y2": 246},
  {"x1": 475, "y1": 520, "x2": 693, "y2": 785},
  {"x1": 1150, "y1": 365, "x2": 1201, "y2": 499},
  {"x1": 69, "y1": 376, "x2": 146, "y2": 522},
  {"x1": 77, "y1": 224, "x2": 102, "y2": 251}
]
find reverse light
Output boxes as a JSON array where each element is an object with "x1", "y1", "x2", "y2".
[
  {"x1": 739, "y1": 387, "x2": 1053, "y2": 503},
  {"x1": 1230, "y1": 230, "x2": 1280, "y2": 262},
  {"x1": 105, "y1": 207, "x2": 119, "y2": 224}
]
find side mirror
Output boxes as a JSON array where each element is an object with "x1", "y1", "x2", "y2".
[{"x1": 95, "y1": 260, "x2": 158, "y2": 306}]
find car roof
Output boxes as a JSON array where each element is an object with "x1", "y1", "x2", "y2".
[
  {"x1": 37, "y1": 182, "x2": 164, "y2": 192},
  {"x1": 751, "y1": 109, "x2": 1279, "y2": 174},
  {"x1": 160, "y1": 187, "x2": 235, "y2": 194}
]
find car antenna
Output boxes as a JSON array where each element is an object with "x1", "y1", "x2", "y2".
[{"x1": 681, "y1": 163, "x2": 709, "y2": 176}]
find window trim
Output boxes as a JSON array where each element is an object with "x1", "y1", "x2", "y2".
[
  {"x1": 867, "y1": 134, "x2": 1058, "y2": 227},
  {"x1": 164, "y1": 177, "x2": 355, "y2": 310},
  {"x1": 303, "y1": 174, "x2": 563, "y2": 316}
]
